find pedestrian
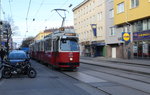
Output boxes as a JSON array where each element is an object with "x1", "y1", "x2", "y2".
[{"x1": 0, "y1": 47, "x2": 7, "y2": 63}]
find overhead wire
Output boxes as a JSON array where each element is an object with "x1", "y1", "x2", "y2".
[
  {"x1": 26, "y1": 0, "x2": 32, "y2": 20},
  {"x1": 32, "y1": 0, "x2": 45, "y2": 21},
  {"x1": 25, "y1": 0, "x2": 46, "y2": 37},
  {"x1": 8, "y1": 0, "x2": 13, "y2": 18},
  {"x1": 0, "y1": 5, "x2": 6, "y2": 20},
  {"x1": 60, "y1": 0, "x2": 70, "y2": 8},
  {"x1": 28, "y1": 0, "x2": 45, "y2": 31},
  {"x1": 40, "y1": 0, "x2": 71, "y2": 30},
  {"x1": 25, "y1": 0, "x2": 32, "y2": 38},
  {"x1": 26, "y1": 0, "x2": 79, "y2": 34}
]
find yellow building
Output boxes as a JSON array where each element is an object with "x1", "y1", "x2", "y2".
[
  {"x1": 34, "y1": 30, "x2": 52, "y2": 41},
  {"x1": 73, "y1": 0, "x2": 106, "y2": 57},
  {"x1": 114, "y1": 0, "x2": 150, "y2": 59},
  {"x1": 114, "y1": 0, "x2": 150, "y2": 25}
]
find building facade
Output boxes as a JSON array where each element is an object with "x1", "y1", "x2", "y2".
[
  {"x1": 34, "y1": 30, "x2": 52, "y2": 41},
  {"x1": 73, "y1": 0, "x2": 106, "y2": 57},
  {"x1": 0, "y1": 21, "x2": 12, "y2": 52},
  {"x1": 105, "y1": 0, "x2": 124, "y2": 58},
  {"x1": 114, "y1": 0, "x2": 150, "y2": 59}
]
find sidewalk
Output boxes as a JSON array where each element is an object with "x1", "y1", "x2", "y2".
[
  {"x1": 80, "y1": 56, "x2": 150, "y2": 66},
  {"x1": 80, "y1": 56, "x2": 150, "y2": 75}
]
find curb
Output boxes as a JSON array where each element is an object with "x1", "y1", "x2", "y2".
[
  {"x1": 102, "y1": 60, "x2": 150, "y2": 66},
  {"x1": 80, "y1": 57, "x2": 150, "y2": 66},
  {"x1": 80, "y1": 60, "x2": 150, "y2": 75}
]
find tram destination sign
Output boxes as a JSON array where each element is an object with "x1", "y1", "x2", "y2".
[{"x1": 133, "y1": 30, "x2": 150, "y2": 41}]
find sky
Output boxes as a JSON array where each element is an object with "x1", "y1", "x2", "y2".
[{"x1": 1, "y1": 0, "x2": 83, "y2": 46}]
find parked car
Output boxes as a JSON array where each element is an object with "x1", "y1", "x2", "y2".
[
  {"x1": 7, "y1": 50, "x2": 30, "y2": 65},
  {"x1": 1, "y1": 50, "x2": 36, "y2": 78}
]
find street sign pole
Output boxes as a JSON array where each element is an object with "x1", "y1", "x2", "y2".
[{"x1": 122, "y1": 32, "x2": 131, "y2": 59}]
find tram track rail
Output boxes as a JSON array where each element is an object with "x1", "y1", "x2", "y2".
[
  {"x1": 80, "y1": 59, "x2": 150, "y2": 75},
  {"x1": 79, "y1": 63, "x2": 150, "y2": 94},
  {"x1": 81, "y1": 63, "x2": 150, "y2": 84},
  {"x1": 62, "y1": 70, "x2": 112, "y2": 95}
]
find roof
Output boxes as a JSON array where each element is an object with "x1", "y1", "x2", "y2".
[{"x1": 72, "y1": 0, "x2": 89, "y2": 12}]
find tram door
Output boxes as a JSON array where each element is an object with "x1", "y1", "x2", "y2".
[{"x1": 53, "y1": 39, "x2": 59, "y2": 65}]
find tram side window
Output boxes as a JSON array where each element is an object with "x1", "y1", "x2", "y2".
[
  {"x1": 44, "y1": 39, "x2": 51, "y2": 51},
  {"x1": 38, "y1": 43, "x2": 40, "y2": 51},
  {"x1": 53, "y1": 40, "x2": 59, "y2": 52},
  {"x1": 44, "y1": 40, "x2": 48, "y2": 51},
  {"x1": 47, "y1": 39, "x2": 51, "y2": 51},
  {"x1": 41, "y1": 41, "x2": 44, "y2": 51}
]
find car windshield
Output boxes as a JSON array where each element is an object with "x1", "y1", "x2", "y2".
[
  {"x1": 8, "y1": 52, "x2": 27, "y2": 59},
  {"x1": 60, "y1": 39, "x2": 79, "y2": 51}
]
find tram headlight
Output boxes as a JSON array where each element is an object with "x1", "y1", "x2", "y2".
[{"x1": 70, "y1": 58, "x2": 73, "y2": 61}]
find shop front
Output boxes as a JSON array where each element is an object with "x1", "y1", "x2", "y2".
[
  {"x1": 133, "y1": 30, "x2": 150, "y2": 58},
  {"x1": 91, "y1": 41, "x2": 106, "y2": 57},
  {"x1": 81, "y1": 41, "x2": 91, "y2": 57},
  {"x1": 106, "y1": 43, "x2": 124, "y2": 58}
]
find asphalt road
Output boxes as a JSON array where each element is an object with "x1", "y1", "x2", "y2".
[
  {"x1": 0, "y1": 60, "x2": 106, "y2": 95},
  {"x1": 64, "y1": 63, "x2": 150, "y2": 95},
  {"x1": 1, "y1": 60, "x2": 150, "y2": 95}
]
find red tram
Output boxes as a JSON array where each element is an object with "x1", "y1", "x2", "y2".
[{"x1": 29, "y1": 28, "x2": 80, "y2": 70}]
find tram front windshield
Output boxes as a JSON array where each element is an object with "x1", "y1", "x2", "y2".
[{"x1": 60, "y1": 39, "x2": 79, "y2": 51}]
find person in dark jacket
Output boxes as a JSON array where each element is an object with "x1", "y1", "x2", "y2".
[{"x1": 0, "y1": 47, "x2": 7, "y2": 63}]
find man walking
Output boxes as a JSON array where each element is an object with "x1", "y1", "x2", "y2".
[{"x1": 0, "y1": 47, "x2": 7, "y2": 63}]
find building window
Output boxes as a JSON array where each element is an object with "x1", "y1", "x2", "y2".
[
  {"x1": 143, "y1": 20, "x2": 148, "y2": 31},
  {"x1": 109, "y1": 9, "x2": 114, "y2": 18},
  {"x1": 110, "y1": 27, "x2": 115, "y2": 36},
  {"x1": 148, "y1": 19, "x2": 150, "y2": 29},
  {"x1": 124, "y1": 26, "x2": 128, "y2": 32},
  {"x1": 133, "y1": 19, "x2": 150, "y2": 32},
  {"x1": 137, "y1": 21, "x2": 142, "y2": 31},
  {"x1": 98, "y1": 12, "x2": 102, "y2": 21},
  {"x1": 109, "y1": 0, "x2": 113, "y2": 2},
  {"x1": 97, "y1": 27, "x2": 102, "y2": 36},
  {"x1": 117, "y1": 2, "x2": 124, "y2": 13},
  {"x1": 133, "y1": 22, "x2": 137, "y2": 32},
  {"x1": 131, "y1": 0, "x2": 139, "y2": 8}
]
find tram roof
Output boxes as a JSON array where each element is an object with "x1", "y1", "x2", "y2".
[{"x1": 44, "y1": 28, "x2": 77, "y2": 39}]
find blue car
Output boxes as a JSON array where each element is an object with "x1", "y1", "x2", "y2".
[
  {"x1": 8, "y1": 50, "x2": 30, "y2": 65},
  {"x1": 1, "y1": 50, "x2": 36, "y2": 78}
]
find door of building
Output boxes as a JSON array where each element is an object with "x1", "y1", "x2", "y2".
[{"x1": 112, "y1": 47, "x2": 116, "y2": 58}]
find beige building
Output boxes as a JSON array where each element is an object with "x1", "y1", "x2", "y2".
[
  {"x1": 73, "y1": 0, "x2": 106, "y2": 57},
  {"x1": 34, "y1": 30, "x2": 53, "y2": 41},
  {"x1": 34, "y1": 32, "x2": 50, "y2": 41}
]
